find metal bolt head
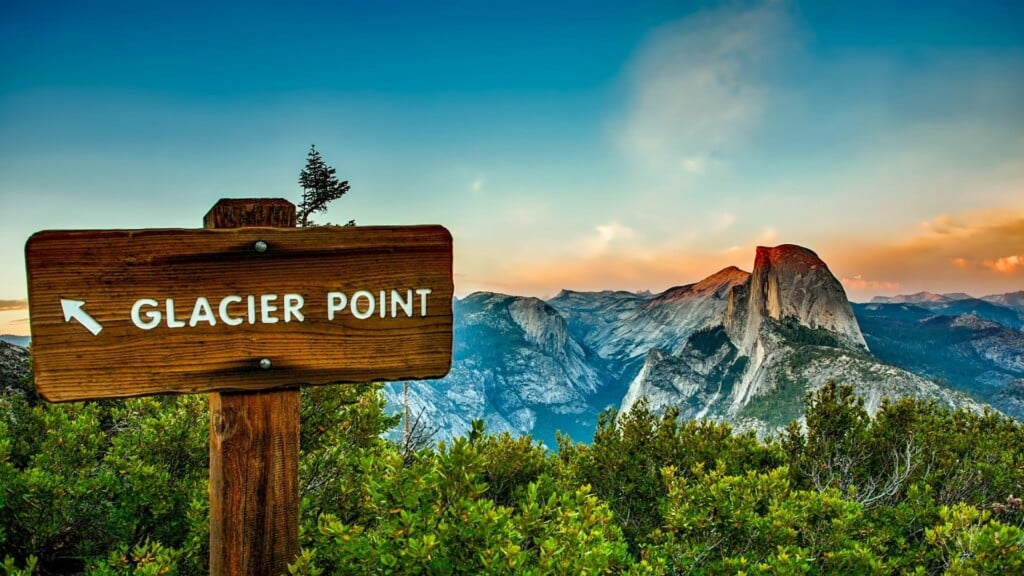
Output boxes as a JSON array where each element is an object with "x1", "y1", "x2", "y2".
[
  {"x1": 259, "y1": 358, "x2": 272, "y2": 370},
  {"x1": 254, "y1": 240, "x2": 268, "y2": 253}
]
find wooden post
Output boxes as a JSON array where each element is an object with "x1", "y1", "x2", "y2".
[{"x1": 206, "y1": 199, "x2": 300, "y2": 575}]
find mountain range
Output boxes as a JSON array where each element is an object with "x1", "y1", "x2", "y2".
[
  {"x1": 869, "y1": 291, "x2": 1024, "y2": 329},
  {"x1": 854, "y1": 299, "x2": 1024, "y2": 419},
  {"x1": 0, "y1": 335, "x2": 30, "y2": 348},
  {"x1": 385, "y1": 245, "x2": 1020, "y2": 446},
  {"x1": 2, "y1": 246, "x2": 1020, "y2": 447}
]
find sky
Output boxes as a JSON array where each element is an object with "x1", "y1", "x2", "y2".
[{"x1": 1, "y1": 0, "x2": 1023, "y2": 336}]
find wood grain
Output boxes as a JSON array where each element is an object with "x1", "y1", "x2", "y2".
[
  {"x1": 207, "y1": 199, "x2": 299, "y2": 575},
  {"x1": 204, "y1": 198, "x2": 297, "y2": 229},
  {"x1": 209, "y1": 388, "x2": 300, "y2": 575},
  {"x1": 25, "y1": 222, "x2": 453, "y2": 401}
]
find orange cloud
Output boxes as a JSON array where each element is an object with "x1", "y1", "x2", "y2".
[
  {"x1": 0, "y1": 308, "x2": 30, "y2": 337},
  {"x1": 920, "y1": 214, "x2": 973, "y2": 237},
  {"x1": 0, "y1": 299, "x2": 27, "y2": 312},
  {"x1": 983, "y1": 255, "x2": 1023, "y2": 274},
  {"x1": 479, "y1": 247, "x2": 747, "y2": 297},
  {"x1": 827, "y1": 211, "x2": 1024, "y2": 298},
  {"x1": 841, "y1": 275, "x2": 901, "y2": 292},
  {"x1": 461, "y1": 210, "x2": 1024, "y2": 301}
]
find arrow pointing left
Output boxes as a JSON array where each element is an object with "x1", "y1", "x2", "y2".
[{"x1": 61, "y1": 298, "x2": 103, "y2": 336}]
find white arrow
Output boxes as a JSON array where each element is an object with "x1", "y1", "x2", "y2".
[{"x1": 61, "y1": 298, "x2": 103, "y2": 336}]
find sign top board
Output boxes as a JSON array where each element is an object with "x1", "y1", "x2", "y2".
[{"x1": 25, "y1": 225, "x2": 453, "y2": 402}]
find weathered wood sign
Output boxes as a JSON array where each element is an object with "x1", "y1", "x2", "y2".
[
  {"x1": 25, "y1": 198, "x2": 453, "y2": 574},
  {"x1": 26, "y1": 223, "x2": 453, "y2": 402}
]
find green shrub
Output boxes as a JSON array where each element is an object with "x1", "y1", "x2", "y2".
[
  {"x1": 927, "y1": 503, "x2": 1024, "y2": 575},
  {"x1": 291, "y1": 427, "x2": 632, "y2": 575},
  {"x1": 558, "y1": 401, "x2": 784, "y2": 553},
  {"x1": 646, "y1": 463, "x2": 886, "y2": 574},
  {"x1": 0, "y1": 392, "x2": 208, "y2": 574},
  {"x1": 3, "y1": 350, "x2": 1022, "y2": 574}
]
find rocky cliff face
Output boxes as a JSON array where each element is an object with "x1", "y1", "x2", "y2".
[
  {"x1": 384, "y1": 292, "x2": 612, "y2": 447},
  {"x1": 619, "y1": 325, "x2": 746, "y2": 419},
  {"x1": 551, "y1": 267, "x2": 749, "y2": 362},
  {"x1": 710, "y1": 244, "x2": 870, "y2": 414},
  {"x1": 727, "y1": 244, "x2": 867, "y2": 354}
]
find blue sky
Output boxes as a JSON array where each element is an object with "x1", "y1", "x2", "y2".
[{"x1": 2, "y1": 0, "x2": 1023, "y2": 334}]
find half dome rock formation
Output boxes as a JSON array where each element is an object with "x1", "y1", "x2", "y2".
[
  {"x1": 727, "y1": 244, "x2": 867, "y2": 355},
  {"x1": 622, "y1": 244, "x2": 950, "y2": 433}
]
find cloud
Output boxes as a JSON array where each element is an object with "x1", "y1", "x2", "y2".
[
  {"x1": 984, "y1": 255, "x2": 1023, "y2": 274},
  {"x1": 682, "y1": 156, "x2": 707, "y2": 174},
  {"x1": 471, "y1": 178, "x2": 483, "y2": 193},
  {"x1": 0, "y1": 299, "x2": 27, "y2": 312},
  {"x1": 619, "y1": 1, "x2": 794, "y2": 177},
  {"x1": 920, "y1": 214, "x2": 975, "y2": 237},
  {"x1": 0, "y1": 305, "x2": 30, "y2": 337},
  {"x1": 474, "y1": 236, "x2": 764, "y2": 297},
  {"x1": 841, "y1": 275, "x2": 901, "y2": 292},
  {"x1": 486, "y1": 249, "x2": 728, "y2": 296},
  {"x1": 583, "y1": 221, "x2": 638, "y2": 256},
  {"x1": 951, "y1": 257, "x2": 971, "y2": 270},
  {"x1": 595, "y1": 221, "x2": 636, "y2": 243},
  {"x1": 711, "y1": 211, "x2": 736, "y2": 229},
  {"x1": 828, "y1": 211, "x2": 1024, "y2": 298}
]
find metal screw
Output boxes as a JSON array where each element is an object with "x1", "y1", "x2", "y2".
[
  {"x1": 254, "y1": 240, "x2": 268, "y2": 253},
  {"x1": 259, "y1": 358, "x2": 272, "y2": 370}
]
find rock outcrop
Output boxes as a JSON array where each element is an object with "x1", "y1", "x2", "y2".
[
  {"x1": 551, "y1": 266, "x2": 750, "y2": 362},
  {"x1": 384, "y1": 292, "x2": 611, "y2": 447}
]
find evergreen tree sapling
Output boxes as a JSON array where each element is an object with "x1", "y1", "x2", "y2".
[{"x1": 297, "y1": 144, "x2": 352, "y2": 227}]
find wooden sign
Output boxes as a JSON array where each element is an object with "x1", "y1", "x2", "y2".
[{"x1": 25, "y1": 225, "x2": 453, "y2": 402}]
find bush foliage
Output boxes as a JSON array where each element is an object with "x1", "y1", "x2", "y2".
[{"x1": 2, "y1": 356, "x2": 1022, "y2": 574}]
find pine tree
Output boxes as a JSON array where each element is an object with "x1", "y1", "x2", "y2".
[{"x1": 297, "y1": 144, "x2": 352, "y2": 227}]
